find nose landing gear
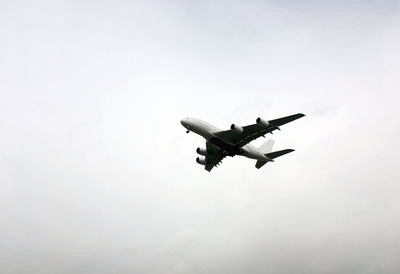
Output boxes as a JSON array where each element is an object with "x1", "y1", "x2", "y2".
[{"x1": 186, "y1": 130, "x2": 190, "y2": 134}]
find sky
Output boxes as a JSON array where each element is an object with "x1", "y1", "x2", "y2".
[{"x1": 1, "y1": 0, "x2": 400, "y2": 273}]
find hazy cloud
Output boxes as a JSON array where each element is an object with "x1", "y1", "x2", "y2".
[{"x1": 1, "y1": 1, "x2": 399, "y2": 273}]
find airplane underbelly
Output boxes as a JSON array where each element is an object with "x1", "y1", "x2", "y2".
[{"x1": 209, "y1": 137, "x2": 242, "y2": 156}]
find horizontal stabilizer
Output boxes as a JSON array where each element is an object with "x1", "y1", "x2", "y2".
[
  {"x1": 255, "y1": 160, "x2": 268, "y2": 169},
  {"x1": 255, "y1": 149, "x2": 295, "y2": 169},
  {"x1": 265, "y1": 149, "x2": 294, "y2": 159}
]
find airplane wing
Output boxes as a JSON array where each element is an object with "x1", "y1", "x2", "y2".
[
  {"x1": 214, "y1": 113, "x2": 305, "y2": 147},
  {"x1": 204, "y1": 142, "x2": 227, "y2": 172}
]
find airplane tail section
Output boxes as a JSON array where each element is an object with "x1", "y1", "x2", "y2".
[
  {"x1": 255, "y1": 149, "x2": 295, "y2": 169},
  {"x1": 265, "y1": 149, "x2": 295, "y2": 159},
  {"x1": 258, "y1": 139, "x2": 274, "y2": 153}
]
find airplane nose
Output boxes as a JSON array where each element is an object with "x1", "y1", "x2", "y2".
[
  {"x1": 180, "y1": 119, "x2": 188, "y2": 127},
  {"x1": 181, "y1": 118, "x2": 190, "y2": 129}
]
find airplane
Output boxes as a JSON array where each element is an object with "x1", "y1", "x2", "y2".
[{"x1": 180, "y1": 113, "x2": 305, "y2": 171}]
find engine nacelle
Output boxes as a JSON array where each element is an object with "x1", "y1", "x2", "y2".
[
  {"x1": 230, "y1": 123, "x2": 243, "y2": 133},
  {"x1": 256, "y1": 117, "x2": 269, "y2": 127},
  {"x1": 196, "y1": 157, "x2": 206, "y2": 165},
  {"x1": 196, "y1": 147, "x2": 207, "y2": 156}
]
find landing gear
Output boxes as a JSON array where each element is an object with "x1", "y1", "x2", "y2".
[{"x1": 186, "y1": 130, "x2": 190, "y2": 134}]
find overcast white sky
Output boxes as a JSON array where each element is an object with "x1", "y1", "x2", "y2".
[{"x1": 1, "y1": 1, "x2": 400, "y2": 273}]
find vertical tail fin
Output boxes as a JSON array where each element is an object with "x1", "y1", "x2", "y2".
[
  {"x1": 255, "y1": 140, "x2": 274, "y2": 169},
  {"x1": 258, "y1": 139, "x2": 274, "y2": 153}
]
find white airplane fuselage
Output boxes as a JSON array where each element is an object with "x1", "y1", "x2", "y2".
[{"x1": 180, "y1": 117, "x2": 271, "y2": 161}]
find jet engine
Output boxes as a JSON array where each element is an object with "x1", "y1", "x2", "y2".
[
  {"x1": 230, "y1": 124, "x2": 243, "y2": 133},
  {"x1": 196, "y1": 147, "x2": 207, "y2": 156},
  {"x1": 196, "y1": 157, "x2": 206, "y2": 165},
  {"x1": 256, "y1": 117, "x2": 269, "y2": 127}
]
